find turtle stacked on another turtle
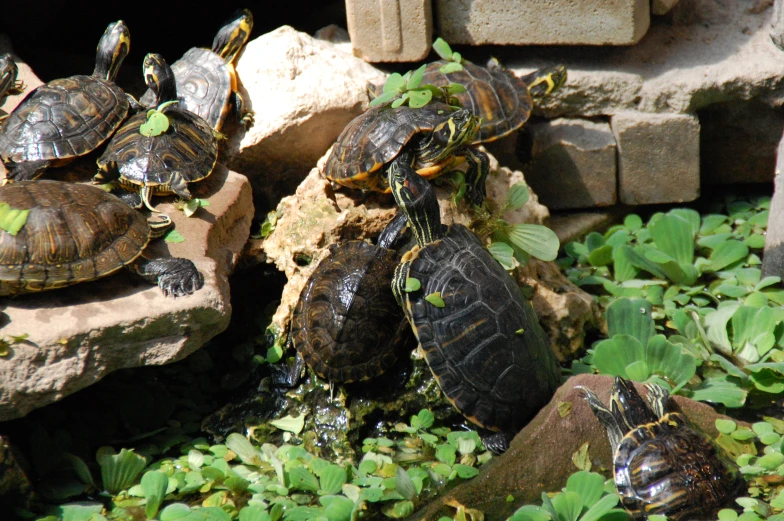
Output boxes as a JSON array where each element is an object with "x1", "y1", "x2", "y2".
[
  {"x1": 0, "y1": 54, "x2": 25, "y2": 120},
  {"x1": 0, "y1": 21, "x2": 138, "y2": 181},
  {"x1": 139, "y1": 8, "x2": 254, "y2": 133}
]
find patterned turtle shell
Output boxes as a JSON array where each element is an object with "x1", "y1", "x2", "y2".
[
  {"x1": 583, "y1": 377, "x2": 745, "y2": 521},
  {"x1": 0, "y1": 21, "x2": 132, "y2": 181}
]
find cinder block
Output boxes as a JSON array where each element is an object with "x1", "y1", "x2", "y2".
[
  {"x1": 651, "y1": 0, "x2": 680, "y2": 15},
  {"x1": 523, "y1": 118, "x2": 617, "y2": 210},
  {"x1": 435, "y1": 0, "x2": 650, "y2": 46},
  {"x1": 346, "y1": 0, "x2": 432, "y2": 62},
  {"x1": 612, "y1": 112, "x2": 700, "y2": 205}
]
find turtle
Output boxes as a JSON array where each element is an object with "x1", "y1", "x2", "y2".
[
  {"x1": 290, "y1": 212, "x2": 412, "y2": 383},
  {"x1": 0, "y1": 21, "x2": 137, "y2": 181},
  {"x1": 0, "y1": 53, "x2": 26, "y2": 120},
  {"x1": 370, "y1": 59, "x2": 566, "y2": 145},
  {"x1": 386, "y1": 159, "x2": 561, "y2": 453},
  {"x1": 94, "y1": 53, "x2": 218, "y2": 211},
  {"x1": 581, "y1": 376, "x2": 746, "y2": 521},
  {"x1": 0, "y1": 180, "x2": 204, "y2": 297},
  {"x1": 139, "y1": 8, "x2": 254, "y2": 132},
  {"x1": 324, "y1": 102, "x2": 490, "y2": 205}
]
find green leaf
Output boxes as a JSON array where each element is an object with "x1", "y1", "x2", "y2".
[
  {"x1": 64, "y1": 453, "x2": 96, "y2": 487},
  {"x1": 416, "y1": 409, "x2": 434, "y2": 429},
  {"x1": 488, "y1": 242, "x2": 515, "y2": 270},
  {"x1": 436, "y1": 443, "x2": 456, "y2": 466},
  {"x1": 425, "y1": 292, "x2": 446, "y2": 308},
  {"x1": 55, "y1": 504, "x2": 104, "y2": 521},
  {"x1": 432, "y1": 37, "x2": 454, "y2": 60},
  {"x1": 591, "y1": 335, "x2": 646, "y2": 379},
  {"x1": 650, "y1": 213, "x2": 694, "y2": 264},
  {"x1": 318, "y1": 465, "x2": 346, "y2": 495},
  {"x1": 97, "y1": 447, "x2": 147, "y2": 494},
  {"x1": 439, "y1": 62, "x2": 463, "y2": 74},
  {"x1": 369, "y1": 91, "x2": 398, "y2": 107},
  {"x1": 624, "y1": 214, "x2": 643, "y2": 231},
  {"x1": 624, "y1": 360, "x2": 650, "y2": 381},
  {"x1": 320, "y1": 495, "x2": 354, "y2": 521},
  {"x1": 706, "y1": 240, "x2": 749, "y2": 272},
  {"x1": 383, "y1": 73, "x2": 406, "y2": 94},
  {"x1": 580, "y1": 494, "x2": 620, "y2": 521},
  {"x1": 394, "y1": 466, "x2": 417, "y2": 500},
  {"x1": 688, "y1": 376, "x2": 747, "y2": 407},
  {"x1": 612, "y1": 245, "x2": 639, "y2": 282},
  {"x1": 565, "y1": 471, "x2": 605, "y2": 508},
  {"x1": 716, "y1": 418, "x2": 737, "y2": 434},
  {"x1": 225, "y1": 433, "x2": 263, "y2": 466},
  {"x1": 270, "y1": 414, "x2": 305, "y2": 434},
  {"x1": 140, "y1": 110, "x2": 170, "y2": 137},
  {"x1": 160, "y1": 503, "x2": 192, "y2": 521},
  {"x1": 453, "y1": 464, "x2": 479, "y2": 479},
  {"x1": 0, "y1": 203, "x2": 30, "y2": 236},
  {"x1": 238, "y1": 506, "x2": 271, "y2": 521},
  {"x1": 391, "y1": 96, "x2": 407, "y2": 109},
  {"x1": 407, "y1": 65, "x2": 426, "y2": 90},
  {"x1": 404, "y1": 277, "x2": 421, "y2": 292},
  {"x1": 551, "y1": 491, "x2": 583, "y2": 521},
  {"x1": 283, "y1": 507, "x2": 323, "y2": 521},
  {"x1": 645, "y1": 335, "x2": 698, "y2": 391},
  {"x1": 381, "y1": 500, "x2": 415, "y2": 519},
  {"x1": 288, "y1": 466, "x2": 320, "y2": 492},
  {"x1": 606, "y1": 298, "x2": 655, "y2": 346},
  {"x1": 621, "y1": 245, "x2": 668, "y2": 279},
  {"x1": 447, "y1": 83, "x2": 467, "y2": 95},
  {"x1": 141, "y1": 470, "x2": 168, "y2": 519},
  {"x1": 407, "y1": 89, "x2": 433, "y2": 108},
  {"x1": 181, "y1": 198, "x2": 201, "y2": 217},
  {"x1": 164, "y1": 229, "x2": 185, "y2": 243},
  {"x1": 507, "y1": 182, "x2": 530, "y2": 210},
  {"x1": 507, "y1": 223, "x2": 560, "y2": 261}
]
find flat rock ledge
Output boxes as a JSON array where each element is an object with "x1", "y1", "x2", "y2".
[{"x1": 0, "y1": 165, "x2": 253, "y2": 421}]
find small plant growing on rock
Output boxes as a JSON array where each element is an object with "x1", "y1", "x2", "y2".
[{"x1": 369, "y1": 64, "x2": 467, "y2": 109}]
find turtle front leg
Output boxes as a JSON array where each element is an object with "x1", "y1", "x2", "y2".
[
  {"x1": 4, "y1": 159, "x2": 50, "y2": 181},
  {"x1": 462, "y1": 146, "x2": 489, "y2": 206},
  {"x1": 170, "y1": 172, "x2": 192, "y2": 201},
  {"x1": 232, "y1": 91, "x2": 254, "y2": 130},
  {"x1": 480, "y1": 430, "x2": 514, "y2": 454},
  {"x1": 128, "y1": 256, "x2": 205, "y2": 297},
  {"x1": 391, "y1": 260, "x2": 411, "y2": 309}
]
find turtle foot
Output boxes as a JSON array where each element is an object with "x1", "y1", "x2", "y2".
[
  {"x1": 5, "y1": 159, "x2": 50, "y2": 181},
  {"x1": 480, "y1": 430, "x2": 514, "y2": 454},
  {"x1": 130, "y1": 257, "x2": 205, "y2": 297}
]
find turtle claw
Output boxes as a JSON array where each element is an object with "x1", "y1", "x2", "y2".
[
  {"x1": 480, "y1": 430, "x2": 514, "y2": 454},
  {"x1": 158, "y1": 261, "x2": 205, "y2": 297}
]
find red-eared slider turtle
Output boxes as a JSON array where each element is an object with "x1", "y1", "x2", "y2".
[
  {"x1": 94, "y1": 53, "x2": 218, "y2": 211},
  {"x1": 581, "y1": 377, "x2": 745, "y2": 521},
  {"x1": 290, "y1": 212, "x2": 412, "y2": 383},
  {"x1": 139, "y1": 9, "x2": 254, "y2": 132},
  {"x1": 324, "y1": 102, "x2": 489, "y2": 205},
  {"x1": 0, "y1": 21, "x2": 136, "y2": 181},
  {"x1": 0, "y1": 180, "x2": 204, "y2": 297},
  {"x1": 387, "y1": 160, "x2": 561, "y2": 452},
  {"x1": 0, "y1": 54, "x2": 25, "y2": 119}
]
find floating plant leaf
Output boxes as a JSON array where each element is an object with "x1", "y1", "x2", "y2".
[
  {"x1": 605, "y1": 298, "x2": 655, "y2": 346},
  {"x1": 507, "y1": 182, "x2": 530, "y2": 210},
  {"x1": 507, "y1": 223, "x2": 560, "y2": 261},
  {"x1": 565, "y1": 471, "x2": 605, "y2": 509},
  {"x1": 139, "y1": 110, "x2": 170, "y2": 137},
  {"x1": 320, "y1": 495, "x2": 354, "y2": 521},
  {"x1": 440, "y1": 62, "x2": 463, "y2": 74},
  {"x1": 432, "y1": 37, "x2": 455, "y2": 61},
  {"x1": 579, "y1": 494, "x2": 621, "y2": 521},
  {"x1": 159, "y1": 503, "x2": 192, "y2": 521},
  {"x1": 650, "y1": 213, "x2": 694, "y2": 264},
  {"x1": 551, "y1": 491, "x2": 583, "y2": 521},
  {"x1": 407, "y1": 89, "x2": 433, "y2": 108},
  {"x1": 404, "y1": 277, "x2": 421, "y2": 292},
  {"x1": 319, "y1": 465, "x2": 347, "y2": 495},
  {"x1": 705, "y1": 240, "x2": 749, "y2": 272},
  {"x1": 164, "y1": 229, "x2": 185, "y2": 243},
  {"x1": 270, "y1": 413, "x2": 305, "y2": 434},
  {"x1": 0, "y1": 202, "x2": 30, "y2": 236},
  {"x1": 591, "y1": 335, "x2": 646, "y2": 379},
  {"x1": 238, "y1": 506, "x2": 271, "y2": 521},
  {"x1": 97, "y1": 447, "x2": 147, "y2": 494},
  {"x1": 488, "y1": 242, "x2": 515, "y2": 270},
  {"x1": 425, "y1": 292, "x2": 446, "y2": 308},
  {"x1": 141, "y1": 470, "x2": 169, "y2": 519},
  {"x1": 225, "y1": 433, "x2": 263, "y2": 466},
  {"x1": 288, "y1": 466, "x2": 320, "y2": 492},
  {"x1": 395, "y1": 466, "x2": 417, "y2": 500}
]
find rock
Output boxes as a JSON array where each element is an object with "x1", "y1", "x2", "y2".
[
  {"x1": 548, "y1": 210, "x2": 622, "y2": 245},
  {"x1": 652, "y1": 0, "x2": 681, "y2": 15},
  {"x1": 412, "y1": 374, "x2": 747, "y2": 521},
  {"x1": 762, "y1": 127, "x2": 784, "y2": 279},
  {"x1": 773, "y1": 0, "x2": 784, "y2": 49},
  {"x1": 345, "y1": 0, "x2": 433, "y2": 62},
  {"x1": 260, "y1": 148, "x2": 597, "y2": 359},
  {"x1": 0, "y1": 165, "x2": 253, "y2": 420},
  {"x1": 612, "y1": 112, "x2": 700, "y2": 205},
  {"x1": 498, "y1": 0, "x2": 783, "y2": 117},
  {"x1": 227, "y1": 25, "x2": 386, "y2": 216},
  {"x1": 523, "y1": 118, "x2": 618, "y2": 210}
]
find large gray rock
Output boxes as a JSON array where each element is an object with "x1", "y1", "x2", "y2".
[
  {"x1": 226, "y1": 25, "x2": 386, "y2": 215},
  {"x1": 0, "y1": 166, "x2": 253, "y2": 420}
]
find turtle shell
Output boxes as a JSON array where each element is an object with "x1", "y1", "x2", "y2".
[
  {"x1": 0, "y1": 75, "x2": 129, "y2": 164},
  {"x1": 324, "y1": 102, "x2": 461, "y2": 193},
  {"x1": 614, "y1": 411, "x2": 745, "y2": 520},
  {"x1": 419, "y1": 60, "x2": 532, "y2": 144},
  {"x1": 140, "y1": 48, "x2": 231, "y2": 131},
  {"x1": 0, "y1": 180, "x2": 150, "y2": 296},
  {"x1": 291, "y1": 240, "x2": 410, "y2": 383},
  {"x1": 399, "y1": 224, "x2": 561, "y2": 432},
  {"x1": 96, "y1": 105, "x2": 218, "y2": 195}
]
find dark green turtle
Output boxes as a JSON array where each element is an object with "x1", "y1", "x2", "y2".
[
  {"x1": 582, "y1": 377, "x2": 745, "y2": 521},
  {"x1": 324, "y1": 102, "x2": 489, "y2": 205},
  {"x1": 0, "y1": 180, "x2": 204, "y2": 297},
  {"x1": 0, "y1": 21, "x2": 136, "y2": 181},
  {"x1": 387, "y1": 159, "x2": 561, "y2": 452},
  {"x1": 0, "y1": 54, "x2": 25, "y2": 120},
  {"x1": 290, "y1": 212, "x2": 412, "y2": 383},
  {"x1": 94, "y1": 53, "x2": 218, "y2": 211},
  {"x1": 139, "y1": 9, "x2": 254, "y2": 132}
]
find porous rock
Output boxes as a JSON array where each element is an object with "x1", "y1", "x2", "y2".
[
  {"x1": 0, "y1": 165, "x2": 253, "y2": 420},
  {"x1": 226, "y1": 25, "x2": 386, "y2": 215},
  {"x1": 412, "y1": 374, "x2": 747, "y2": 521}
]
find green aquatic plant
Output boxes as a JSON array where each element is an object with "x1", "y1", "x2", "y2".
[
  {"x1": 369, "y1": 64, "x2": 467, "y2": 109},
  {"x1": 431, "y1": 38, "x2": 463, "y2": 74},
  {"x1": 0, "y1": 201, "x2": 30, "y2": 235}
]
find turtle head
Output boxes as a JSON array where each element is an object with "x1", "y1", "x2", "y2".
[
  {"x1": 143, "y1": 53, "x2": 177, "y2": 105},
  {"x1": 94, "y1": 20, "x2": 131, "y2": 82},
  {"x1": 524, "y1": 64, "x2": 567, "y2": 99},
  {"x1": 0, "y1": 53, "x2": 19, "y2": 98},
  {"x1": 419, "y1": 107, "x2": 480, "y2": 164},
  {"x1": 212, "y1": 8, "x2": 254, "y2": 64},
  {"x1": 387, "y1": 159, "x2": 443, "y2": 247}
]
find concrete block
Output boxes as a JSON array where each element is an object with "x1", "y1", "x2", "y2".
[
  {"x1": 652, "y1": 0, "x2": 681, "y2": 15},
  {"x1": 612, "y1": 112, "x2": 700, "y2": 205},
  {"x1": 435, "y1": 0, "x2": 650, "y2": 46},
  {"x1": 346, "y1": 0, "x2": 432, "y2": 62},
  {"x1": 523, "y1": 118, "x2": 617, "y2": 210}
]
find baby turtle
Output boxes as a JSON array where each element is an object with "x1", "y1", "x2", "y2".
[
  {"x1": 95, "y1": 53, "x2": 218, "y2": 211},
  {"x1": 0, "y1": 180, "x2": 204, "y2": 297},
  {"x1": 290, "y1": 212, "x2": 412, "y2": 383},
  {"x1": 0, "y1": 53, "x2": 25, "y2": 119},
  {"x1": 324, "y1": 102, "x2": 489, "y2": 205},
  {"x1": 582, "y1": 377, "x2": 745, "y2": 521},
  {"x1": 387, "y1": 159, "x2": 561, "y2": 453},
  {"x1": 0, "y1": 21, "x2": 136, "y2": 181},
  {"x1": 139, "y1": 9, "x2": 254, "y2": 132}
]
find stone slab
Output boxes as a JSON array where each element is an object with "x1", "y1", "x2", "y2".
[
  {"x1": 346, "y1": 0, "x2": 432, "y2": 62},
  {"x1": 0, "y1": 165, "x2": 253, "y2": 421},
  {"x1": 612, "y1": 111, "x2": 700, "y2": 205},
  {"x1": 435, "y1": 0, "x2": 650, "y2": 46},
  {"x1": 524, "y1": 118, "x2": 617, "y2": 210}
]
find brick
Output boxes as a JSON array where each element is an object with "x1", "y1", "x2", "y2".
[
  {"x1": 651, "y1": 0, "x2": 680, "y2": 15},
  {"x1": 345, "y1": 0, "x2": 432, "y2": 62},
  {"x1": 523, "y1": 118, "x2": 617, "y2": 210},
  {"x1": 612, "y1": 112, "x2": 700, "y2": 205},
  {"x1": 435, "y1": 0, "x2": 649, "y2": 46}
]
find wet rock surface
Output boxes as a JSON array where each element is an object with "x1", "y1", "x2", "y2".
[{"x1": 411, "y1": 373, "x2": 748, "y2": 521}]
